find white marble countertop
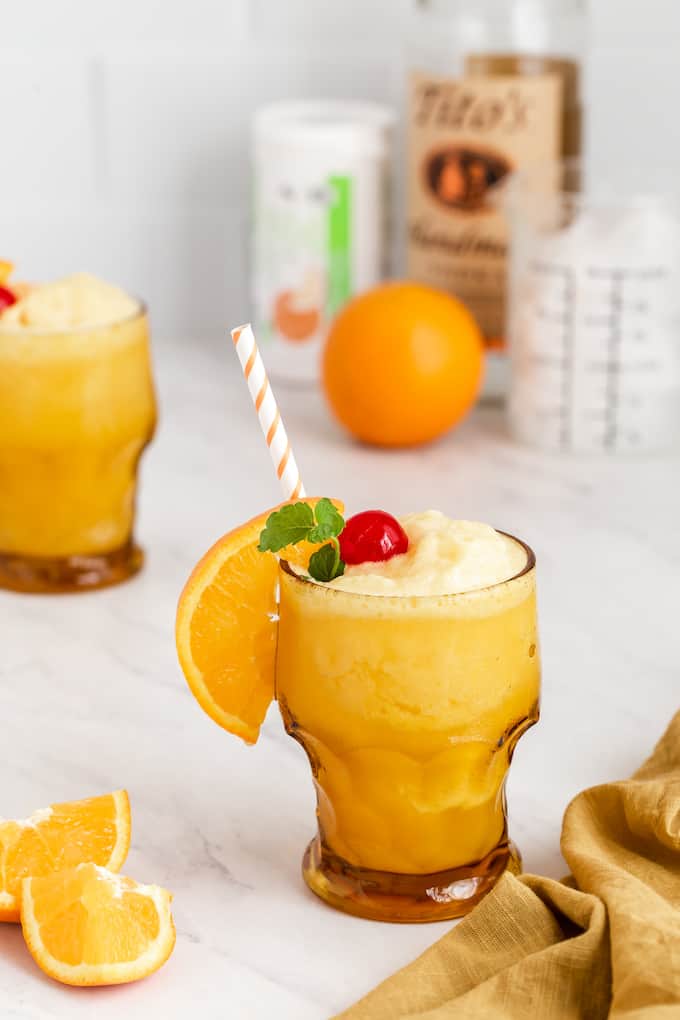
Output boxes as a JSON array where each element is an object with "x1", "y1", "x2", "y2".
[{"x1": 2, "y1": 337, "x2": 679, "y2": 1019}]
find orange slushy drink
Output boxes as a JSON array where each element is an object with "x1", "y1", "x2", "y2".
[
  {"x1": 0, "y1": 272, "x2": 156, "y2": 592},
  {"x1": 176, "y1": 501, "x2": 540, "y2": 923},
  {"x1": 276, "y1": 512, "x2": 540, "y2": 921}
]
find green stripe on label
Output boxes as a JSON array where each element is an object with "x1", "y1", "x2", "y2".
[{"x1": 327, "y1": 175, "x2": 352, "y2": 316}]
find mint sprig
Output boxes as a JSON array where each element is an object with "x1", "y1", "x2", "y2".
[{"x1": 258, "y1": 498, "x2": 346, "y2": 582}]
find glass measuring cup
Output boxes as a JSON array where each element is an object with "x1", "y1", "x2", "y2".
[{"x1": 502, "y1": 160, "x2": 680, "y2": 454}]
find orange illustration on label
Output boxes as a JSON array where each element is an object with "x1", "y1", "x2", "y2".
[{"x1": 272, "y1": 270, "x2": 323, "y2": 344}]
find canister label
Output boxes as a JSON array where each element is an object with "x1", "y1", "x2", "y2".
[{"x1": 255, "y1": 172, "x2": 352, "y2": 350}]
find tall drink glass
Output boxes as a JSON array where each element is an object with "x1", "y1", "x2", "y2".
[
  {"x1": 276, "y1": 534, "x2": 539, "y2": 922},
  {"x1": 0, "y1": 306, "x2": 156, "y2": 593}
]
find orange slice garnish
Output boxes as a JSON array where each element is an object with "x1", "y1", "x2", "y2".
[
  {"x1": 175, "y1": 498, "x2": 343, "y2": 744},
  {"x1": 21, "y1": 862, "x2": 175, "y2": 986},
  {"x1": 0, "y1": 260, "x2": 13, "y2": 285},
  {"x1": 0, "y1": 791, "x2": 130, "y2": 923}
]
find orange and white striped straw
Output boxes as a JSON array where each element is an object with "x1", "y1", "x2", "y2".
[{"x1": 231, "y1": 323, "x2": 306, "y2": 501}]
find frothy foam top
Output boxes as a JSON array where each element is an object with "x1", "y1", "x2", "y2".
[
  {"x1": 326, "y1": 512, "x2": 528, "y2": 597},
  {"x1": 0, "y1": 273, "x2": 140, "y2": 330}
]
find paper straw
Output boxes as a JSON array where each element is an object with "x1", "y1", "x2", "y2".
[{"x1": 231, "y1": 323, "x2": 306, "y2": 501}]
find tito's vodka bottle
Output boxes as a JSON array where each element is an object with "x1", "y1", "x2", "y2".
[{"x1": 406, "y1": 0, "x2": 586, "y2": 398}]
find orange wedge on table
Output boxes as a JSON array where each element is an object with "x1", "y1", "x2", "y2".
[
  {"x1": 21, "y1": 862, "x2": 175, "y2": 987},
  {"x1": 0, "y1": 791, "x2": 130, "y2": 923},
  {"x1": 176, "y1": 498, "x2": 343, "y2": 745}
]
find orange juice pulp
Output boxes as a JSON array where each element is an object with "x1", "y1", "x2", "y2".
[
  {"x1": 0, "y1": 310, "x2": 156, "y2": 558},
  {"x1": 276, "y1": 549, "x2": 540, "y2": 876}
]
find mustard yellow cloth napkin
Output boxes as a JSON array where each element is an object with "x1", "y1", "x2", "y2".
[{"x1": 335, "y1": 712, "x2": 680, "y2": 1020}]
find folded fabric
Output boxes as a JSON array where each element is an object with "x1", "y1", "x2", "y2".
[{"x1": 335, "y1": 711, "x2": 680, "y2": 1020}]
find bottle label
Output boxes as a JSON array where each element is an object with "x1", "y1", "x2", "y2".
[{"x1": 407, "y1": 71, "x2": 563, "y2": 348}]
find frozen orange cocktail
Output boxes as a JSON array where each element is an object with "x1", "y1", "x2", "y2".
[
  {"x1": 278, "y1": 512, "x2": 539, "y2": 919},
  {"x1": 176, "y1": 501, "x2": 540, "y2": 922},
  {"x1": 0, "y1": 270, "x2": 156, "y2": 592}
]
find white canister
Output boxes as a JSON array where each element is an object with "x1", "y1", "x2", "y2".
[{"x1": 252, "y1": 100, "x2": 395, "y2": 384}]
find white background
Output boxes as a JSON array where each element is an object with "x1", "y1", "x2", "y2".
[{"x1": 1, "y1": 0, "x2": 678, "y2": 339}]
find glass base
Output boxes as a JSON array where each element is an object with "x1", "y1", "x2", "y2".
[
  {"x1": 0, "y1": 540, "x2": 144, "y2": 594},
  {"x1": 302, "y1": 835, "x2": 521, "y2": 923}
]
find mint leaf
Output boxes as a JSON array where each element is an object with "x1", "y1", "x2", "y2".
[
  {"x1": 258, "y1": 502, "x2": 315, "y2": 553},
  {"x1": 308, "y1": 540, "x2": 345, "y2": 582},
  {"x1": 308, "y1": 502, "x2": 345, "y2": 541},
  {"x1": 314, "y1": 498, "x2": 345, "y2": 536}
]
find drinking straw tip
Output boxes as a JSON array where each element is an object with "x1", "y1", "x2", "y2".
[{"x1": 231, "y1": 323, "x2": 250, "y2": 344}]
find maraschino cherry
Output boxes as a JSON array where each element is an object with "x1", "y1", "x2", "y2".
[
  {"x1": 339, "y1": 510, "x2": 409, "y2": 566},
  {"x1": 0, "y1": 286, "x2": 16, "y2": 313}
]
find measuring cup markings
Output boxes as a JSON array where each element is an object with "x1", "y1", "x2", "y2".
[
  {"x1": 525, "y1": 260, "x2": 576, "y2": 449},
  {"x1": 511, "y1": 257, "x2": 678, "y2": 452},
  {"x1": 505, "y1": 164, "x2": 680, "y2": 454}
]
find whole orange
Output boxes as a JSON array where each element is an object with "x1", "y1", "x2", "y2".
[{"x1": 322, "y1": 281, "x2": 485, "y2": 447}]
